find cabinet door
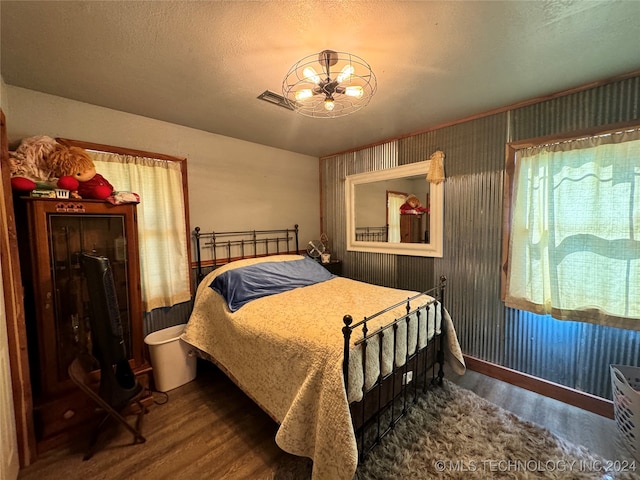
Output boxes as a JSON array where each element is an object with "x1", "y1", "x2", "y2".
[
  {"x1": 400, "y1": 214, "x2": 425, "y2": 243},
  {"x1": 25, "y1": 199, "x2": 143, "y2": 398},
  {"x1": 49, "y1": 214, "x2": 132, "y2": 384}
]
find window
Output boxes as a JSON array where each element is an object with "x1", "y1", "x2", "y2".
[
  {"x1": 57, "y1": 139, "x2": 192, "y2": 312},
  {"x1": 502, "y1": 124, "x2": 640, "y2": 331}
]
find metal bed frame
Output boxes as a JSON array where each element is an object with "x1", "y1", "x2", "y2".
[
  {"x1": 192, "y1": 225, "x2": 446, "y2": 461},
  {"x1": 193, "y1": 225, "x2": 299, "y2": 285},
  {"x1": 355, "y1": 225, "x2": 389, "y2": 242},
  {"x1": 343, "y1": 276, "x2": 446, "y2": 459}
]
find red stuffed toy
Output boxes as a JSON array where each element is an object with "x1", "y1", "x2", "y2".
[
  {"x1": 49, "y1": 146, "x2": 114, "y2": 200},
  {"x1": 77, "y1": 172, "x2": 114, "y2": 200},
  {"x1": 399, "y1": 194, "x2": 429, "y2": 214}
]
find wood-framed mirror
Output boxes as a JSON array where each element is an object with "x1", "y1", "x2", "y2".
[{"x1": 345, "y1": 160, "x2": 444, "y2": 257}]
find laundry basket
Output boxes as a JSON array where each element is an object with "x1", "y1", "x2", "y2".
[{"x1": 610, "y1": 364, "x2": 640, "y2": 461}]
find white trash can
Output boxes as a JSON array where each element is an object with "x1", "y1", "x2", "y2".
[{"x1": 144, "y1": 324, "x2": 197, "y2": 392}]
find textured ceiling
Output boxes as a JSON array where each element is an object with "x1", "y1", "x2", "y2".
[{"x1": 1, "y1": 1, "x2": 639, "y2": 157}]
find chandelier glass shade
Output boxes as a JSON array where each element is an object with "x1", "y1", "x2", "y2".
[{"x1": 282, "y1": 50, "x2": 377, "y2": 118}]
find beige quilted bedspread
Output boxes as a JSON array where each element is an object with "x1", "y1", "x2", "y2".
[{"x1": 181, "y1": 255, "x2": 465, "y2": 480}]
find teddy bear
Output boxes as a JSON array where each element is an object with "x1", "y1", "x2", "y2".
[
  {"x1": 9, "y1": 135, "x2": 61, "y2": 191},
  {"x1": 399, "y1": 194, "x2": 429, "y2": 214},
  {"x1": 48, "y1": 145, "x2": 114, "y2": 200},
  {"x1": 9, "y1": 136, "x2": 114, "y2": 200}
]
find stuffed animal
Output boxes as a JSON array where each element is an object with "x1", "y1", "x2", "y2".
[
  {"x1": 48, "y1": 145, "x2": 114, "y2": 200},
  {"x1": 399, "y1": 194, "x2": 429, "y2": 214},
  {"x1": 9, "y1": 135, "x2": 60, "y2": 191},
  {"x1": 9, "y1": 136, "x2": 114, "y2": 200}
]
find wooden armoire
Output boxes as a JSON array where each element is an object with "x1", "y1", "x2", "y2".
[
  {"x1": 400, "y1": 213, "x2": 425, "y2": 243},
  {"x1": 14, "y1": 197, "x2": 151, "y2": 453}
]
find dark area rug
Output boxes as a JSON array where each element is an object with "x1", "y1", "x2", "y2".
[{"x1": 275, "y1": 380, "x2": 639, "y2": 479}]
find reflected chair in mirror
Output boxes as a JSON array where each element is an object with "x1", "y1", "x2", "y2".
[{"x1": 67, "y1": 252, "x2": 147, "y2": 460}]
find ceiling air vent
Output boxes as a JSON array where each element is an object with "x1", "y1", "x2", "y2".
[{"x1": 257, "y1": 90, "x2": 295, "y2": 111}]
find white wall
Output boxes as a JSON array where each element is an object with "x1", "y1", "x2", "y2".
[
  {"x1": 4, "y1": 85, "x2": 321, "y2": 245},
  {"x1": 0, "y1": 76, "x2": 9, "y2": 115}
]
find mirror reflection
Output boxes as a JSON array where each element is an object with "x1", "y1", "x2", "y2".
[
  {"x1": 345, "y1": 160, "x2": 443, "y2": 257},
  {"x1": 355, "y1": 176, "x2": 430, "y2": 243}
]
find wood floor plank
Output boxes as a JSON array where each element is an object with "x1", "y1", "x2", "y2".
[
  {"x1": 18, "y1": 361, "x2": 298, "y2": 480},
  {"x1": 18, "y1": 361, "x2": 627, "y2": 479}
]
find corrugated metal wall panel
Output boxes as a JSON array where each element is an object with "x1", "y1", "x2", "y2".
[
  {"x1": 322, "y1": 144, "x2": 401, "y2": 288},
  {"x1": 504, "y1": 308, "x2": 640, "y2": 399},
  {"x1": 504, "y1": 308, "x2": 582, "y2": 386},
  {"x1": 396, "y1": 255, "x2": 435, "y2": 292},
  {"x1": 438, "y1": 170, "x2": 506, "y2": 363},
  {"x1": 403, "y1": 113, "x2": 508, "y2": 365},
  {"x1": 144, "y1": 300, "x2": 193, "y2": 336},
  {"x1": 321, "y1": 75, "x2": 640, "y2": 399},
  {"x1": 512, "y1": 76, "x2": 640, "y2": 140}
]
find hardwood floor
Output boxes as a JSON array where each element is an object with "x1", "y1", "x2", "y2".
[
  {"x1": 18, "y1": 360, "x2": 303, "y2": 480},
  {"x1": 17, "y1": 360, "x2": 634, "y2": 480}
]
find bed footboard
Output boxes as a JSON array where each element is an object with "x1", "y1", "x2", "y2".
[{"x1": 343, "y1": 275, "x2": 447, "y2": 460}]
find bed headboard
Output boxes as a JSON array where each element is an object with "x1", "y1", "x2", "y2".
[
  {"x1": 193, "y1": 225, "x2": 300, "y2": 284},
  {"x1": 355, "y1": 225, "x2": 388, "y2": 242}
]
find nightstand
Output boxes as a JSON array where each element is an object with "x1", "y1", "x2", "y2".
[{"x1": 321, "y1": 259, "x2": 342, "y2": 276}]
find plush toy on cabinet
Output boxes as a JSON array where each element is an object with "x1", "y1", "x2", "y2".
[
  {"x1": 9, "y1": 135, "x2": 61, "y2": 192},
  {"x1": 9, "y1": 136, "x2": 114, "y2": 200},
  {"x1": 399, "y1": 194, "x2": 429, "y2": 214},
  {"x1": 48, "y1": 145, "x2": 114, "y2": 200}
]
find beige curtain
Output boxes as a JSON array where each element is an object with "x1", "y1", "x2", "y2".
[
  {"x1": 90, "y1": 151, "x2": 191, "y2": 312},
  {"x1": 387, "y1": 193, "x2": 405, "y2": 243},
  {"x1": 505, "y1": 128, "x2": 640, "y2": 330}
]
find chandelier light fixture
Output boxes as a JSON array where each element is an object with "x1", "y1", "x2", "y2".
[{"x1": 282, "y1": 49, "x2": 377, "y2": 118}]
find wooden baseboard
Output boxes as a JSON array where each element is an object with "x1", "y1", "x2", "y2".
[{"x1": 463, "y1": 355, "x2": 614, "y2": 419}]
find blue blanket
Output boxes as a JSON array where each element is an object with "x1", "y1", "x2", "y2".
[{"x1": 210, "y1": 257, "x2": 335, "y2": 312}]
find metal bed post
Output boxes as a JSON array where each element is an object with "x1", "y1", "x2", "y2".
[
  {"x1": 212, "y1": 232, "x2": 218, "y2": 266},
  {"x1": 402, "y1": 299, "x2": 411, "y2": 415},
  {"x1": 388, "y1": 321, "x2": 399, "y2": 441},
  {"x1": 225, "y1": 240, "x2": 232, "y2": 264},
  {"x1": 194, "y1": 227, "x2": 202, "y2": 285},
  {"x1": 375, "y1": 329, "x2": 384, "y2": 445},
  {"x1": 252, "y1": 230, "x2": 257, "y2": 257},
  {"x1": 342, "y1": 315, "x2": 353, "y2": 397},
  {"x1": 413, "y1": 307, "x2": 422, "y2": 402},
  {"x1": 436, "y1": 275, "x2": 447, "y2": 385},
  {"x1": 423, "y1": 304, "x2": 432, "y2": 393},
  {"x1": 359, "y1": 319, "x2": 368, "y2": 459}
]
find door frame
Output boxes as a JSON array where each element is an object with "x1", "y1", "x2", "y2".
[{"x1": 0, "y1": 109, "x2": 37, "y2": 467}]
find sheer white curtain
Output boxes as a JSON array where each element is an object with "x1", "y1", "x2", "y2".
[
  {"x1": 90, "y1": 151, "x2": 191, "y2": 312},
  {"x1": 387, "y1": 193, "x2": 405, "y2": 243},
  {"x1": 505, "y1": 128, "x2": 640, "y2": 330}
]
